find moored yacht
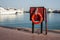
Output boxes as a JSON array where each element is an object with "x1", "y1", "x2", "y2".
[{"x1": 0, "y1": 7, "x2": 23, "y2": 15}]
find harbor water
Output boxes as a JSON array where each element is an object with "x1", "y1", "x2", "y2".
[{"x1": 0, "y1": 13, "x2": 60, "y2": 30}]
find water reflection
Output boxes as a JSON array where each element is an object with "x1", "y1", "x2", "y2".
[
  {"x1": 0, "y1": 15, "x2": 16, "y2": 21},
  {"x1": 48, "y1": 13, "x2": 55, "y2": 22},
  {"x1": 0, "y1": 14, "x2": 24, "y2": 22}
]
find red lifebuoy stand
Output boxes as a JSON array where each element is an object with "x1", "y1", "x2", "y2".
[{"x1": 30, "y1": 7, "x2": 47, "y2": 35}]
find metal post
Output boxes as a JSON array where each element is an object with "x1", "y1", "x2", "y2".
[
  {"x1": 45, "y1": 12, "x2": 47, "y2": 35},
  {"x1": 32, "y1": 22, "x2": 34, "y2": 33},
  {"x1": 40, "y1": 22, "x2": 43, "y2": 33}
]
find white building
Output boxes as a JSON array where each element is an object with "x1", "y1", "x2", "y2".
[{"x1": 48, "y1": 8, "x2": 54, "y2": 13}]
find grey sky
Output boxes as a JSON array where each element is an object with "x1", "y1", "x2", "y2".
[{"x1": 0, "y1": 0, "x2": 60, "y2": 11}]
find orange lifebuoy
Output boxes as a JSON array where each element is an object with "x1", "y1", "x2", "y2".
[{"x1": 32, "y1": 13, "x2": 43, "y2": 24}]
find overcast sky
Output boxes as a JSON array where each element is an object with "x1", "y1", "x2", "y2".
[{"x1": 0, "y1": 0, "x2": 60, "y2": 11}]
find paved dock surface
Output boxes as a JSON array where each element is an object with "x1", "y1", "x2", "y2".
[{"x1": 0, "y1": 27, "x2": 60, "y2": 40}]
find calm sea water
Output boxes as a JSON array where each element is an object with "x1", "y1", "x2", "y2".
[{"x1": 0, "y1": 13, "x2": 60, "y2": 30}]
